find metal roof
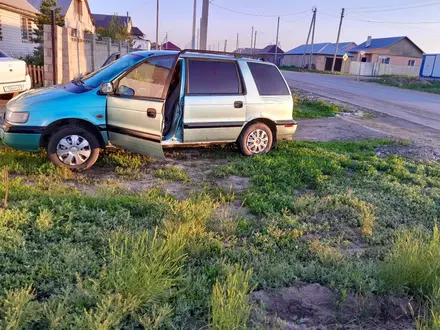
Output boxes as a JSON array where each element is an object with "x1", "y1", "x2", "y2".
[
  {"x1": 27, "y1": 0, "x2": 71, "y2": 15},
  {"x1": 349, "y1": 36, "x2": 408, "y2": 52},
  {"x1": 130, "y1": 26, "x2": 145, "y2": 37},
  {"x1": 285, "y1": 42, "x2": 353, "y2": 57},
  {"x1": 2, "y1": 0, "x2": 40, "y2": 14},
  {"x1": 92, "y1": 13, "x2": 131, "y2": 29}
]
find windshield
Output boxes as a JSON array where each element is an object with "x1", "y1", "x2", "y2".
[
  {"x1": 0, "y1": 50, "x2": 9, "y2": 58},
  {"x1": 81, "y1": 54, "x2": 145, "y2": 88}
]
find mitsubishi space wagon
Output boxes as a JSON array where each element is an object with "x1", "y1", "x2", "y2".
[{"x1": 0, "y1": 50, "x2": 297, "y2": 170}]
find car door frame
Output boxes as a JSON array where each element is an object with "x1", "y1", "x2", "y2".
[
  {"x1": 105, "y1": 54, "x2": 179, "y2": 157},
  {"x1": 182, "y1": 57, "x2": 248, "y2": 143}
]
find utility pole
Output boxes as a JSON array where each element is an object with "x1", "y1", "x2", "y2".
[
  {"x1": 301, "y1": 8, "x2": 315, "y2": 68},
  {"x1": 331, "y1": 8, "x2": 345, "y2": 72},
  {"x1": 165, "y1": 32, "x2": 168, "y2": 49},
  {"x1": 192, "y1": 0, "x2": 197, "y2": 49},
  {"x1": 308, "y1": 7, "x2": 317, "y2": 70},
  {"x1": 200, "y1": 0, "x2": 209, "y2": 50},
  {"x1": 250, "y1": 26, "x2": 254, "y2": 54},
  {"x1": 218, "y1": 42, "x2": 220, "y2": 51},
  {"x1": 156, "y1": 0, "x2": 159, "y2": 50},
  {"x1": 224, "y1": 39, "x2": 227, "y2": 52},
  {"x1": 274, "y1": 16, "x2": 280, "y2": 65},
  {"x1": 236, "y1": 33, "x2": 239, "y2": 52},
  {"x1": 197, "y1": 28, "x2": 200, "y2": 49},
  {"x1": 253, "y1": 30, "x2": 257, "y2": 55}
]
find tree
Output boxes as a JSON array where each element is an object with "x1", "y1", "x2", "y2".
[
  {"x1": 96, "y1": 15, "x2": 132, "y2": 44},
  {"x1": 22, "y1": 0, "x2": 64, "y2": 66}
]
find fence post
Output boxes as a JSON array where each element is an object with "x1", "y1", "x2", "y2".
[
  {"x1": 107, "y1": 37, "x2": 111, "y2": 57},
  {"x1": 32, "y1": 65, "x2": 37, "y2": 86},
  {"x1": 118, "y1": 40, "x2": 122, "y2": 53}
]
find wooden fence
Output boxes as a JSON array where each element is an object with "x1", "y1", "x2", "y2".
[{"x1": 27, "y1": 65, "x2": 44, "y2": 87}]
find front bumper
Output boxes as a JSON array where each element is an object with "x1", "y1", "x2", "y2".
[{"x1": 0, "y1": 120, "x2": 42, "y2": 152}]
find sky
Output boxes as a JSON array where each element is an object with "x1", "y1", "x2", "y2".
[{"x1": 87, "y1": 0, "x2": 440, "y2": 53}]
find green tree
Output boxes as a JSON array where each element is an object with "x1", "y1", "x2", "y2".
[
  {"x1": 22, "y1": 0, "x2": 64, "y2": 66},
  {"x1": 96, "y1": 15, "x2": 132, "y2": 43}
]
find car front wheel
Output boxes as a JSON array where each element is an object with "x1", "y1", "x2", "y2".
[
  {"x1": 47, "y1": 125, "x2": 100, "y2": 170},
  {"x1": 239, "y1": 123, "x2": 273, "y2": 156}
]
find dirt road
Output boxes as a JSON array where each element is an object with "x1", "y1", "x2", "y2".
[{"x1": 283, "y1": 71, "x2": 440, "y2": 131}]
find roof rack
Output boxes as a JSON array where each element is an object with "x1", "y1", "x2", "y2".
[{"x1": 179, "y1": 49, "x2": 264, "y2": 59}]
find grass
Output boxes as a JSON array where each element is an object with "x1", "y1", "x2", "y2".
[
  {"x1": 368, "y1": 76, "x2": 440, "y2": 95},
  {"x1": 280, "y1": 65, "x2": 353, "y2": 76},
  {"x1": 292, "y1": 97, "x2": 340, "y2": 119},
  {"x1": 1, "y1": 138, "x2": 440, "y2": 327},
  {"x1": 154, "y1": 165, "x2": 191, "y2": 182}
]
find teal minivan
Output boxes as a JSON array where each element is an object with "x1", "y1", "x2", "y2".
[{"x1": 0, "y1": 50, "x2": 297, "y2": 170}]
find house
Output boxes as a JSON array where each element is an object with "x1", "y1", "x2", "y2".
[
  {"x1": 131, "y1": 26, "x2": 151, "y2": 50},
  {"x1": 151, "y1": 41, "x2": 181, "y2": 51},
  {"x1": 28, "y1": 0, "x2": 95, "y2": 37},
  {"x1": 234, "y1": 44, "x2": 284, "y2": 65},
  {"x1": 92, "y1": 13, "x2": 131, "y2": 33},
  {"x1": 349, "y1": 36, "x2": 424, "y2": 67},
  {"x1": 282, "y1": 42, "x2": 354, "y2": 72},
  {"x1": 0, "y1": 0, "x2": 39, "y2": 58}
]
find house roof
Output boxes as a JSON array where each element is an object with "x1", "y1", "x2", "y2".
[
  {"x1": 130, "y1": 26, "x2": 145, "y2": 37},
  {"x1": 92, "y1": 13, "x2": 131, "y2": 29},
  {"x1": 338, "y1": 42, "x2": 356, "y2": 49},
  {"x1": 27, "y1": 0, "x2": 72, "y2": 15},
  {"x1": 261, "y1": 45, "x2": 284, "y2": 54},
  {"x1": 285, "y1": 42, "x2": 353, "y2": 57},
  {"x1": 349, "y1": 36, "x2": 424, "y2": 53},
  {"x1": 161, "y1": 41, "x2": 180, "y2": 51},
  {"x1": 1, "y1": 0, "x2": 40, "y2": 14}
]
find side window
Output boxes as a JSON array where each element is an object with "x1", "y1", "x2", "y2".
[
  {"x1": 188, "y1": 60, "x2": 240, "y2": 95},
  {"x1": 248, "y1": 62, "x2": 290, "y2": 96},
  {"x1": 117, "y1": 57, "x2": 174, "y2": 99}
]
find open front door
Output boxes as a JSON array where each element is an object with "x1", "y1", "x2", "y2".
[{"x1": 107, "y1": 56, "x2": 177, "y2": 158}]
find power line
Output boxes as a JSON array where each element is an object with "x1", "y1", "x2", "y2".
[
  {"x1": 345, "y1": 0, "x2": 438, "y2": 10},
  {"x1": 349, "y1": 2, "x2": 440, "y2": 13},
  {"x1": 210, "y1": 2, "x2": 310, "y2": 17},
  {"x1": 321, "y1": 12, "x2": 440, "y2": 24}
]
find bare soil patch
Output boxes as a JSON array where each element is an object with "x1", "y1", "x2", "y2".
[{"x1": 252, "y1": 283, "x2": 416, "y2": 330}]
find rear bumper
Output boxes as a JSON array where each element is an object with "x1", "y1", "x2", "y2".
[
  {"x1": 276, "y1": 120, "x2": 297, "y2": 141},
  {"x1": 0, "y1": 76, "x2": 31, "y2": 95},
  {"x1": 0, "y1": 121, "x2": 41, "y2": 152}
]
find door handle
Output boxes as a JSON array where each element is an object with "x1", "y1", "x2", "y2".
[
  {"x1": 147, "y1": 108, "x2": 157, "y2": 118},
  {"x1": 234, "y1": 101, "x2": 243, "y2": 109}
]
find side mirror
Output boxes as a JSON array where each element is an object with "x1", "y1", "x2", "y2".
[
  {"x1": 100, "y1": 82, "x2": 114, "y2": 95},
  {"x1": 118, "y1": 85, "x2": 135, "y2": 97}
]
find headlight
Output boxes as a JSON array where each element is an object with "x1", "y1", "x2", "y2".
[{"x1": 5, "y1": 110, "x2": 30, "y2": 123}]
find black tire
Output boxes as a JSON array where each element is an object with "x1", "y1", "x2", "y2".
[
  {"x1": 47, "y1": 125, "x2": 100, "y2": 170},
  {"x1": 239, "y1": 123, "x2": 273, "y2": 156}
]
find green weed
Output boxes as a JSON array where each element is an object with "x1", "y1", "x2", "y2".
[
  {"x1": 211, "y1": 265, "x2": 254, "y2": 330},
  {"x1": 293, "y1": 99, "x2": 340, "y2": 119},
  {"x1": 154, "y1": 166, "x2": 191, "y2": 182}
]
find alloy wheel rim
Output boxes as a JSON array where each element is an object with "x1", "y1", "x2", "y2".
[
  {"x1": 247, "y1": 129, "x2": 269, "y2": 154},
  {"x1": 56, "y1": 135, "x2": 91, "y2": 166}
]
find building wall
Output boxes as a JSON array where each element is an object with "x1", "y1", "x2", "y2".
[
  {"x1": 63, "y1": 0, "x2": 95, "y2": 37},
  {"x1": 388, "y1": 38, "x2": 423, "y2": 58},
  {"x1": 281, "y1": 54, "x2": 352, "y2": 73},
  {"x1": 0, "y1": 8, "x2": 38, "y2": 58},
  {"x1": 44, "y1": 25, "x2": 132, "y2": 85}
]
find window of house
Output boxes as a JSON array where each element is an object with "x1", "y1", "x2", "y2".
[
  {"x1": 381, "y1": 57, "x2": 391, "y2": 64},
  {"x1": 74, "y1": 0, "x2": 83, "y2": 19},
  {"x1": 21, "y1": 16, "x2": 33, "y2": 42},
  {"x1": 188, "y1": 60, "x2": 241, "y2": 95},
  {"x1": 248, "y1": 62, "x2": 290, "y2": 96},
  {"x1": 117, "y1": 57, "x2": 174, "y2": 99},
  {"x1": 408, "y1": 60, "x2": 416, "y2": 67}
]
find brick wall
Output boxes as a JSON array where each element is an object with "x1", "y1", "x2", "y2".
[
  {"x1": 0, "y1": 8, "x2": 38, "y2": 58},
  {"x1": 44, "y1": 25, "x2": 132, "y2": 86}
]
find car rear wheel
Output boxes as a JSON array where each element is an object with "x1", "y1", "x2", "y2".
[
  {"x1": 239, "y1": 123, "x2": 273, "y2": 156},
  {"x1": 47, "y1": 125, "x2": 100, "y2": 170}
]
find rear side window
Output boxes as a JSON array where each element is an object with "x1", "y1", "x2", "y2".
[
  {"x1": 248, "y1": 62, "x2": 289, "y2": 96},
  {"x1": 188, "y1": 60, "x2": 240, "y2": 94}
]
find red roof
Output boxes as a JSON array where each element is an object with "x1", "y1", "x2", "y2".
[{"x1": 162, "y1": 41, "x2": 181, "y2": 51}]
